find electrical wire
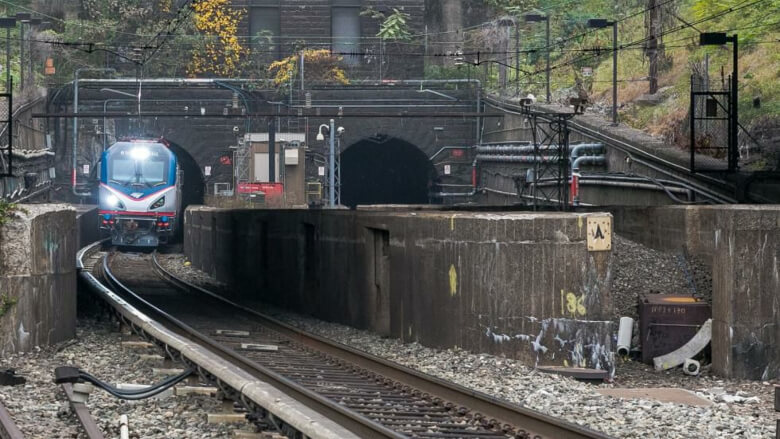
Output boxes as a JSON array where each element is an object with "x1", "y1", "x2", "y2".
[{"x1": 77, "y1": 368, "x2": 194, "y2": 400}]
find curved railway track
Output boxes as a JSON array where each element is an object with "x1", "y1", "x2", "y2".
[{"x1": 79, "y1": 243, "x2": 612, "y2": 439}]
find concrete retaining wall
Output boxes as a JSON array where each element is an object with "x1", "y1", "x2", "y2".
[
  {"x1": 0, "y1": 204, "x2": 77, "y2": 354},
  {"x1": 185, "y1": 207, "x2": 616, "y2": 371},
  {"x1": 610, "y1": 205, "x2": 779, "y2": 380}
]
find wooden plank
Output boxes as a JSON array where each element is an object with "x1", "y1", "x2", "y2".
[
  {"x1": 207, "y1": 414, "x2": 246, "y2": 424},
  {"x1": 215, "y1": 330, "x2": 250, "y2": 337},
  {"x1": 239, "y1": 344, "x2": 278, "y2": 352},
  {"x1": 175, "y1": 386, "x2": 218, "y2": 396}
]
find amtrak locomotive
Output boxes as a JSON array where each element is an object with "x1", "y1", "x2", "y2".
[{"x1": 98, "y1": 139, "x2": 181, "y2": 247}]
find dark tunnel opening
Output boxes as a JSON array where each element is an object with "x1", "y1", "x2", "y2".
[
  {"x1": 165, "y1": 140, "x2": 205, "y2": 240},
  {"x1": 341, "y1": 138, "x2": 436, "y2": 207}
]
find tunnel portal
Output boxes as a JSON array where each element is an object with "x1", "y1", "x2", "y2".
[{"x1": 340, "y1": 137, "x2": 436, "y2": 207}]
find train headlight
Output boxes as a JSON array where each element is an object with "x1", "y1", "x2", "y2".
[
  {"x1": 105, "y1": 194, "x2": 125, "y2": 209},
  {"x1": 150, "y1": 196, "x2": 166, "y2": 210},
  {"x1": 129, "y1": 147, "x2": 151, "y2": 161}
]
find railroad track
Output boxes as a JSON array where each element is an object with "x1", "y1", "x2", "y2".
[
  {"x1": 482, "y1": 95, "x2": 743, "y2": 204},
  {"x1": 79, "y1": 242, "x2": 611, "y2": 439},
  {"x1": 0, "y1": 399, "x2": 23, "y2": 439}
]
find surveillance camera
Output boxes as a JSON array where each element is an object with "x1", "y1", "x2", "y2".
[
  {"x1": 232, "y1": 126, "x2": 239, "y2": 133},
  {"x1": 336, "y1": 127, "x2": 345, "y2": 135}
]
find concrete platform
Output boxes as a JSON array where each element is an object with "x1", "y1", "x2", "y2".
[{"x1": 597, "y1": 387, "x2": 714, "y2": 407}]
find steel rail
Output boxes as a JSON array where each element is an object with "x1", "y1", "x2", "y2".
[
  {"x1": 77, "y1": 241, "x2": 362, "y2": 439},
  {"x1": 99, "y1": 253, "x2": 405, "y2": 439},
  {"x1": 150, "y1": 254, "x2": 612, "y2": 439},
  {"x1": 482, "y1": 95, "x2": 739, "y2": 204},
  {"x1": 0, "y1": 399, "x2": 23, "y2": 439},
  {"x1": 61, "y1": 384, "x2": 105, "y2": 439}
]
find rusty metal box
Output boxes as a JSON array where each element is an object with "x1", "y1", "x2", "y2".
[{"x1": 639, "y1": 295, "x2": 711, "y2": 364}]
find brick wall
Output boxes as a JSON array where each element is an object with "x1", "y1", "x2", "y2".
[{"x1": 231, "y1": 0, "x2": 425, "y2": 79}]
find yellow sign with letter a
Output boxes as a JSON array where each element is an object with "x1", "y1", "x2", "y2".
[{"x1": 586, "y1": 215, "x2": 612, "y2": 251}]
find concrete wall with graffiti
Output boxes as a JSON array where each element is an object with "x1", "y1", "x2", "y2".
[{"x1": 184, "y1": 206, "x2": 617, "y2": 371}]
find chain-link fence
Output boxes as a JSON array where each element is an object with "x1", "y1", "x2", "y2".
[
  {"x1": 690, "y1": 74, "x2": 732, "y2": 172},
  {"x1": 0, "y1": 94, "x2": 12, "y2": 177}
]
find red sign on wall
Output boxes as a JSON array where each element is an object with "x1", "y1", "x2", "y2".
[
  {"x1": 219, "y1": 155, "x2": 232, "y2": 165},
  {"x1": 237, "y1": 182, "x2": 284, "y2": 196},
  {"x1": 451, "y1": 149, "x2": 465, "y2": 158}
]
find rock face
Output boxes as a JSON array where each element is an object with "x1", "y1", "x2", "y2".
[{"x1": 0, "y1": 204, "x2": 77, "y2": 354}]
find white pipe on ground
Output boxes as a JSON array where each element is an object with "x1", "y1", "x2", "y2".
[
  {"x1": 119, "y1": 414, "x2": 129, "y2": 439},
  {"x1": 617, "y1": 317, "x2": 633, "y2": 356}
]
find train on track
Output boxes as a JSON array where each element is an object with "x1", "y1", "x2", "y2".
[{"x1": 98, "y1": 138, "x2": 182, "y2": 247}]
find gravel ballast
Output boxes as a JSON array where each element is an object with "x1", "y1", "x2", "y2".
[
  {"x1": 0, "y1": 319, "x2": 251, "y2": 439},
  {"x1": 159, "y1": 253, "x2": 777, "y2": 439}
]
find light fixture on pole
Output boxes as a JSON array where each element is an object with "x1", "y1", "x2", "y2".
[
  {"x1": 700, "y1": 32, "x2": 739, "y2": 172},
  {"x1": 525, "y1": 14, "x2": 551, "y2": 103},
  {"x1": 587, "y1": 18, "x2": 618, "y2": 125},
  {"x1": 316, "y1": 123, "x2": 329, "y2": 141}
]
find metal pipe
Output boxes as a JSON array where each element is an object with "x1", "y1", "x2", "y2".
[
  {"x1": 417, "y1": 89, "x2": 458, "y2": 101},
  {"x1": 577, "y1": 179, "x2": 689, "y2": 194},
  {"x1": 569, "y1": 143, "x2": 605, "y2": 159},
  {"x1": 572, "y1": 155, "x2": 606, "y2": 172},
  {"x1": 476, "y1": 154, "x2": 558, "y2": 163}
]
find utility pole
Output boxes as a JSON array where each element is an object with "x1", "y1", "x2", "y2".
[
  {"x1": 268, "y1": 118, "x2": 276, "y2": 182},
  {"x1": 328, "y1": 118, "x2": 335, "y2": 206}
]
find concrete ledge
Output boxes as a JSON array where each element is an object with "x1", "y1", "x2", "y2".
[{"x1": 0, "y1": 204, "x2": 77, "y2": 354}]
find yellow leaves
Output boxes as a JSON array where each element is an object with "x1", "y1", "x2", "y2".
[
  {"x1": 267, "y1": 49, "x2": 350, "y2": 87},
  {"x1": 188, "y1": 0, "x2": 247, "y2": 77}
]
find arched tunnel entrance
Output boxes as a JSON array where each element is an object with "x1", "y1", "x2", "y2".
[
  {"x1": 166, "y1": 140, "x2": 205, "y2": 211},
  {"x1": 341, "y1": 137, "x2": 436, "y2": 207}
]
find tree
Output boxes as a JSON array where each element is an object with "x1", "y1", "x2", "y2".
[
  {"x1": 188, "y1": 0, "x2": 248, "y2": 77},
  {"x1": 267, "y1": 49, "x2": 348, "y2": 88}
]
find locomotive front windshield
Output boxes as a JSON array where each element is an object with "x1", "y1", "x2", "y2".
[{"x1": 107, "y1": 142, "x2": 171, "y2": 187}]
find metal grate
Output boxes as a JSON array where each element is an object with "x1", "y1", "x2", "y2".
[
  {"x1": 690, "y1": 74, "x2": 734, "y2": 172},
  {"x1": 0, "y1": 93, "x2": 11, "y2": 176}
]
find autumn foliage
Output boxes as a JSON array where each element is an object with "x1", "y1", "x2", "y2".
[
  {"x1": 189, "y1": 0, "x2": 248, "y2": 77},
  {"x1": 268, "y1": 49, "x2": 349, "y2": 87}
]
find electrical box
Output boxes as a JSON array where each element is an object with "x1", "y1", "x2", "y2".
[
  {"x1": 639, "y1": 294, "x2": 711, "y2": 364},
  {"x1": 284, "y1": 148, "x2": 299, "y2": 165}
]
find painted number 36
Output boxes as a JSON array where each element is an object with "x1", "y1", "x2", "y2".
[{"x1": 561, "y1": 290, "x2": 587, "y2": 317}]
